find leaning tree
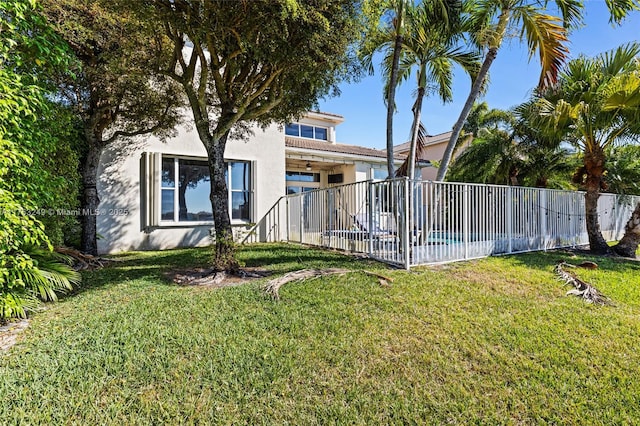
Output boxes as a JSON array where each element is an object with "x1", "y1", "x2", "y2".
[
  {"x1": 40, "y1": 0, "x2": 184, "y2": 255},
  {"x1": 436, "y1": 0, "x2": 640, "y2": 182},
  {"x1": 140, "y1": 0, "x2": 362, "y2": 272},
  {"x1": 394, "y1": 0, "x2": 479, "y2": 180}
]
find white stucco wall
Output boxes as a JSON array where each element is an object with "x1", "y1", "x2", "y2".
[{"x1": 97, "y1": 117, "x2": 285, "y2": 254}]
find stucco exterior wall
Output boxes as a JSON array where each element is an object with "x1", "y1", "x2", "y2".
[{"x1": 97, "y1": 118, "x2": 285, "y2": 254}]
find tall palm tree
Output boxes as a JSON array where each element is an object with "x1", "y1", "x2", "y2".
[
  {"x1": 362, "y1": 0, "x2": 462, "y2": 178},
  {"x1": 395, "y1": 1, "x2": 480, "y2": 179},
  {"x1": 436, "y1": 0, "x2": 639, "y2": 182},
  {"x1": 362, "y1": 0, "x2": 413, "y2": 178},
  {"x1": 529, "y1": 43, "x2": 640, "y2": 253}
]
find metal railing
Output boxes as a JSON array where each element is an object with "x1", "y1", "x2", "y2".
[{"x1": 243, "y1": 178, "x2": 639, "y2": 269}]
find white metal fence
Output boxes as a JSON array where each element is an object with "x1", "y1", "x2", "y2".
[{"x1": 243, "y1": 179, "x2": 639, "y2": 269}]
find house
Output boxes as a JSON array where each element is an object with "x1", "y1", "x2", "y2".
[
  {"x1": 97, "y1": 111, "x2": 403, "y2": 254},
  {"x1": 393, "y1": 131, "x2": 471, "y2": 180}
]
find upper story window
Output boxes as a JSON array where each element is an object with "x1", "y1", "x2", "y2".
[
  {"x1": 161, "y1": 156, "x2": 252, "y2": 223},
  {"x1": 285, "y1": 123, "x2": 328, "y2": 141}
]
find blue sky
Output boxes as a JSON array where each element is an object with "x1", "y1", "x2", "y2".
[{"x1": 317, "y1": 1, "x2": 640, "y2": 150}]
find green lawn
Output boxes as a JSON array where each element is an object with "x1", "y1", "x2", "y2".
[{"x1": 1, "y1": 244, "x2": 640, "y2": 424}]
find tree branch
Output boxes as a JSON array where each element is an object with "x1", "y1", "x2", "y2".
[{"x1": 103, "y1": 102, "x2": 173, "y2": 144}]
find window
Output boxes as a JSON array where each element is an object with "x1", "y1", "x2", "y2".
[
  {"x1": 284, "y1": 122, "x2": 329, "y2": 141},
  {"x1": 286, "y1": 171, "x2": 320, "y2": 182},
  {"x1": 372, "y1": 168, "x2": 387, "y2": 181},
  {"x1": 228, "y1": 161, "x2": 251, "y2": 221},
  {"x1": 287, "y1": 186, "x2": 316, "y2": 195},
  {"x1": 286, "y1": 170, "x2": 320, "y2": 194},
  {"x1": 160, "y1": 156, "x2": 251, "y2": 223}
]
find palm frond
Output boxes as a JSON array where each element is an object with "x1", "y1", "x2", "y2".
[
  {"x1": 553, "y1": 0, "x2": 584, "y2": 28},
  {"x1": 516, "y1": 7, "x2": 569, "y2": 88},
  {"x1": 600, "y1": 42, "x2": 640, "y2": 78},
  {"x1": 604, "y1": 0, "x2": 640, "y2": 24}
]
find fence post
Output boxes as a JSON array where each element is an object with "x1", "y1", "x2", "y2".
[
  {"x1": 368, "y1": 181, "x2": 374, "y2": 257},
  {"x1": 286, "y1": 197, "x2": 290, "y2": 243},
  {"x1": 540, "y1": 190, "x2": 547, "y2": 251},
  {"x1": 464, "y1": 185, "x2": 469, "y2": 260},
  {"x1": 327, "y1": 189, "x2": 333, "y2": 248},
  {"x1": 507, "y1": 186, "x2": 513, "y2": 254},
  {"x1": 404, "y1": 178, "x2": 411, "y2": 270}
]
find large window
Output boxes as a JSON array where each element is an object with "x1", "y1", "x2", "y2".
[
  {"x1": 161, "y1": 156, "x2": 251, "y2": 223},
  {"x1": 285, "y1": 123, "x2": 328, "y2": 141}
]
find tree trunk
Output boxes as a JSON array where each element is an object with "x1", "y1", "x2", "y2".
[
  {"x1": 436, "y1": 8, "x2": 511, "y2": 182},
  {"x1": 535, "y1": 176, "x2": 548, "y2": 188},
  {"x1": 583, "y1": 147, "x2": 610, "y2": 254},
  {"x1": 80, "y1": 139, "x2": 103, "y2": 255},
  {"x1": 436, "y1": 47, "x2": 498, "y2": 181},
  {"x1": 386, "y1": 32, "x2": 403, "y2": 179},
  {"x1": 613, "y1": 202, "x2": 640, "y2": 258},
  {"x1": 407, "y1": 87, "x2": 425, "y2": 181},
  {"x1": 207, "y1": 130, "x2": 238, "y2": 272}
]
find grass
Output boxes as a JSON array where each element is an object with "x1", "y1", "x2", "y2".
[{"x1": 1, "y1": 243, "x2": 640, "y2": 424}]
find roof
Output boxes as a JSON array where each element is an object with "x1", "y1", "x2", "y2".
[
  {"x1": 286, "y1": 137, "x2": 405, "y2": 161},
  {"x1": 309, "y1": 110, "x2": 344, "y2": 119},
  {"x1": 303, "y1": 111, "x2": 345, "y2": 124},
  {"x1": 394, "y1": 131, "x2": 452, "y2": 153}
]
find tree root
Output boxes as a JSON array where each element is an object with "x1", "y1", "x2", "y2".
[
  {"x1": 170, "y1": 268, "x2": 270, "y2": 288},
  {"x1": 554, "y1": 261, "x2": 613, "y2": 306},
  {"x1": 263, "y1": 269, "x2": 393, "y2": 300},
  {"x1": 55, "y1": 246, "x2": 116, "y2": 270}
]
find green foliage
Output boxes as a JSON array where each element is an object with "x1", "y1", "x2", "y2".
[
  {"x1": 530, "y1": 42, "x2": 640, "y2": 154},
  {"x1": 0, "y1": 0, "x2": 81, "y2": 320},
  {"x1": 606, "y1": 144, "x2": 640, "y2": 195},
  {"x1": 33, "y1": 104, "x2": 82, "y2": 246},
  {"x1": 448, "y1": 103, "x2": 576, "y2": 188}
]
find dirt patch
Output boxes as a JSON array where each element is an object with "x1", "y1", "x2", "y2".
[
  {"x1": 165, "y1": 267, "x2": 271, "y2": 289},
  {"x1": 0, "y1": 319, "x2": 29, "y2": 353}
]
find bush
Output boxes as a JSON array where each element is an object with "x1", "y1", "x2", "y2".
[{"x1": 0, "y1": 0, "x2": 81, "y2": 321}]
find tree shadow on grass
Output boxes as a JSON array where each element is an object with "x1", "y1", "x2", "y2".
[
  {"x1": 237, "y1": 243, "x2": 386, "y2": 273},
  {"x1": 71, "y1": 246, "x2": 214, "y2": 295},
  {"x1": 70, "y1": 243, "x2": 386, "y2": 297}
]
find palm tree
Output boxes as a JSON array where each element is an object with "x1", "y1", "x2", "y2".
[
  {"x1": 529, "y1": 43, "x2": 640, "y2": 253},
  {"x1": 362, "y1": 0, "x2": 463, "y2": 178},
  {"x1": 395, "y1": 1, "x2": 480, "y2": 179},
  {"x1": 436, "y1": 0, "x2": 639, "y2": 182},
  {"x1": 512, "y1": 100, "x2": 577, "y2": 189},
  {"x1": 448, "y1": 102, "x2": 576, "y2": 188},
  {"x1": 447, "y1": 129, "x2": 524, "y2": 185},
  {"x1": 362, "y1": 0, "x2": 413, "y2": 178}
]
